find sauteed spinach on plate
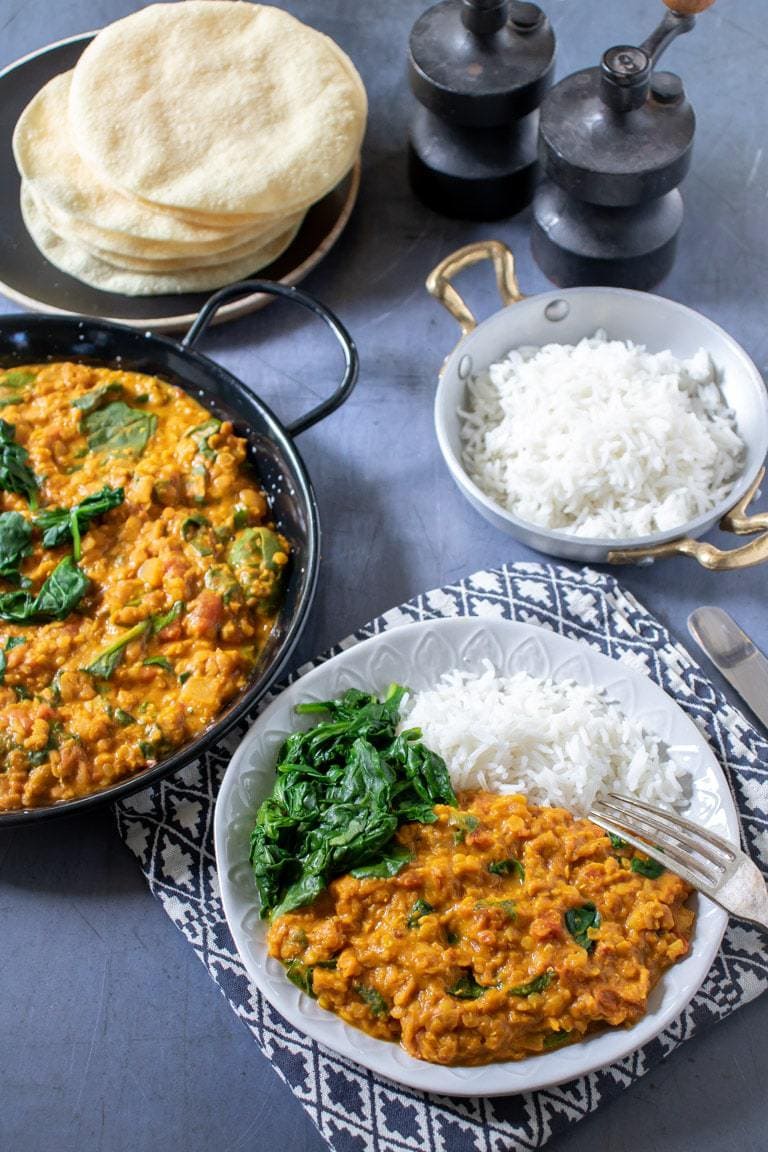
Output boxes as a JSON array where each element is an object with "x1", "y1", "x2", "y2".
[{"x1": 249, "y1": 684, "x2": 457, "y2": 918}]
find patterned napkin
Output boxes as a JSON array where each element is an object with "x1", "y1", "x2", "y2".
[{"x1": 115, "y1": 562, "x2": 768, "y2": 1152}]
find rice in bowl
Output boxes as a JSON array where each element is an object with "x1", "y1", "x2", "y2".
[{"x1": 460, "y1": 331, "x2": 745, "y2": 539}]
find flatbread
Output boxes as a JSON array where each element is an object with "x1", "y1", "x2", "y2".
[
  {"x1": 29, "y1": 184, "x2": 304, "y2": 272},
  {"x1": 68, "y1": 1, "x2": 367, "y2": 216},
  {"x1": 13, "y1": 71, "x2": 287, "y2": 252},
  {"x1": 29, "y1": 180, "x2": 303, "y2": 269},
  {"x1": 21, "y1": 183, "x2": 302, "y2": 296}
]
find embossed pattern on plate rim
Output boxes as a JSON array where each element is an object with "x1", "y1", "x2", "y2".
[{"x1": 214, "y1": 617, "x2": 737, "y2": 1096}]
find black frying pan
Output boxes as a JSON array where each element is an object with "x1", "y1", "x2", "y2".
[{"x1": 0, "y1": 279, "x2": 358, "y2": 825}]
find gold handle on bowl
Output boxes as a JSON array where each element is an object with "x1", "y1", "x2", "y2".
[
  {"x1": 607, "y1": 468, "x2": 768, "y2": 570},
  {"x1": 426, "y1": 240, "x2": 525, "y2": 337}
]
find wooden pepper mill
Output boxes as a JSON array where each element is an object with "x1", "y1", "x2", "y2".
[
  {"x1": 407, "y1": 0, "x2": 556, "y2": 220},
  {"x1": 531, "y1": 0, "x2": 716, "y2": 289}
]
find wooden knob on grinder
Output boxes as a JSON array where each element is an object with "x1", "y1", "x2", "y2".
[{"x1": 662, "y1": 0, "x2": 716, "y2": 14}]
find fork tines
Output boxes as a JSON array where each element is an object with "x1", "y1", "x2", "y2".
[{"x1": 589, "y1": 791, "x2": 738, "y2": 895}]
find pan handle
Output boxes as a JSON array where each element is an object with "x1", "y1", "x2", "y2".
[
  {"x1": 607, "y1": 468, "x2": 768, "y2": 569},
  {"x1": 180, "y1": 280, "x2": 358, "y2": 436},
  {"x1": 426, "y1": 240, "x2": 525, "y2": 337}
]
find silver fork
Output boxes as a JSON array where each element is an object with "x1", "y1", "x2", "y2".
[{"x1": 589, "y1": 792, "x2": 768, "y2": 931}]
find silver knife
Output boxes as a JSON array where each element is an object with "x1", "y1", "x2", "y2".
[{"x1": 688, "y1": 607, "x2": 768, "y2": 729}]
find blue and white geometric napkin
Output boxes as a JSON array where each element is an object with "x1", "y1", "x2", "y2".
[{"x1": 115, "y1": 562, "x2": 768, "y2": 1152}]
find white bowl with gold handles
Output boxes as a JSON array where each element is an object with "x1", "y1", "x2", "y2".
[{"x1": 427, "y1": 240, "x2": 768, "y2": 568}]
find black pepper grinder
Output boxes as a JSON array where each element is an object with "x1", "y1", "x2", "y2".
[
  {"x1": 531, "y1": 0, "x2": 716, "y2": 289},
  {"x1": 407, "y1": 0, "x2": 555, "y2": 220}
]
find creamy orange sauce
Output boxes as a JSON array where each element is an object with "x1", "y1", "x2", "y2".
[
  {"x1": 0, "y1": 361, "x2": 288, "y2": 810},
  {"x1": 268, "y1": 792, "x2": 694, "y2": 1065}
]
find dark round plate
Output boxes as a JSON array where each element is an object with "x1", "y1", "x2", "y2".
[{"x1": 0, "y1": 34, "x2": 360, "y2": 332}]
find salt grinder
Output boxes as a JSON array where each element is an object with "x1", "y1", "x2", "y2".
[
  {"x1": 407, "y1": 0, "x2": 555, "y2": 220},
  {"x1": 531, "y1": 0, "x2": 716, "y2": 290}
]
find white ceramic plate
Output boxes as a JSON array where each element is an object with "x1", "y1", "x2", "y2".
[{"x1": 214, "y1": 617, "x2": 738, "y2": 1096}]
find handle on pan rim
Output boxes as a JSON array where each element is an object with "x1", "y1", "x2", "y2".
[
  {"x1": 426, "y1": 240, "x2": 525, "y2": 338},
  {"x1": 180, "y1": 280, "x2": 359, "y2": 437},
  {"x1": 608, "y1": 468, "x2": 768, "y2": 570}
]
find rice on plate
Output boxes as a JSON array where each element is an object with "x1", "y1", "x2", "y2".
[
  {"x1": 400, "y1": 661, "x2": 687, "y2": 814},
  {"x1": 460, "y1": 331, "x2": 746, "y2": 539}
]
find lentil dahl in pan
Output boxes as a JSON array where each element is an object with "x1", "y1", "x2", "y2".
[
  {"x1": 268, "y1": 793, "x2": 694, "y2": 1066},
  {"x1": 0, "y1": 361, "x2": 289, "y2": 812}
]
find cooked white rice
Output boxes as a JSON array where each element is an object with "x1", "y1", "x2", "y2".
[
  {"x1": 460, "y1": 330, "x2": 745, "y2": 539},
  {"x1": 401, "y1": 663, "x2": 686, "y2": 814}
]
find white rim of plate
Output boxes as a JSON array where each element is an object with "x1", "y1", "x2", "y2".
[{"x1": 214, "y1": 616, "x2": 738, "y2": 1096}]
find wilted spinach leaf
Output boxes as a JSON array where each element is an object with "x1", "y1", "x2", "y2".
[
  {"x1": 182, "y1": 515, "x2": 215, "y2": 555},
  {"x1": 564, "y1": 902, "x2": 601, "y2": 951},
  {"x1": 184, "y1": 420, "x2": 222, "y2": 504},
  {"x1": 83, "y1": 620, "x2": 149, "y2": 679},
  {"x1": 83, "y1": 402, "x2": 157, "y2": 458},
  {"x1": 475, "y1": 899, "x2": 516, "y2": 920},
  {"x1": 508, "y1": 971, "x2": 554, "y2": 997},
  {"x1": 283, "y1": 957, "x2": 338, "y2": 998},
  {"x1": 450, "y1": 812, "x2": 479, "y2": 844},
  {"x1": 27, "y1": 720, "x2": 64, "y2": 767},
  {"x1": 0, "y1": 556, "x2": 88, "y2": 623},
  {"x1": 406, "y1": 898, "x2": 434, "y2": 929},
  {"x1": 631, "y1": 855, "x2": 665, "y2": 879},
  {"x1": 32, "y1": 557, "x2": 89, "y2": 619},
  {"x1": 71, "y1": 380, "x2": 125, "y2": 412},
  {"x1": 354, "y1": 985, "x2": 388, "y2": 1016},
  {"x1": 446, "y1": 972, "x2": 489, "y2": 1000},
  {"x1": 150, "y1": 600, "x2": 184, "y2": 634},
  {"x1": 83, "y1": 602, "x2": 182, "y2": 681},
  {"x1": 349, "y1": 843, "x2": 412, "y2": 879},
  {"x1": 488, "y1": 857, "x2": 525, "y2": 880},
  {"x1": 36, "y1": 485, "x2": 124, "y2": 552},
  {"x1": 0, "y1": 420, "x2": 37, "y2": 501},
  {"x1": 543, "y1": 1030, "x2": 573, "y2": 1048},
  {"x1": 187, "y1": 418, "x2": 221, "y2": 460},
  {"x1": 0, "y1": 371, "x2": 35, "y2": 409},
  {"x1": 249, "y1": 684, "x2": 456, "y2": 919},
  {"x1": 286, "y1": 959, "x2": 316, "y2": 998},
  {"x1": 227, "y1": 526, "x2": 286, "y2": 612},
  {"x1": 0, "y1": 511, "x2": 32, "y2": 582},
  {"x1": 0, "y1": 634, "x2": 25, "y2": 685},
  {"x1": 1, "y1": 369, "x2": 36, "y2": 391}
]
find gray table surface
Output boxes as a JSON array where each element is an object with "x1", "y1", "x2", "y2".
[{"x1": 1, "y1": 1, "x2": 767, "y2": 1150}]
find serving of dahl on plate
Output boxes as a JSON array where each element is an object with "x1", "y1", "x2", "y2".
[
  {"x1": 250, "y1": 676, "x2": 694, "y2": 1067},
  {"x1": 0, "y1": 362, "x2": 289, "y2": 812}
]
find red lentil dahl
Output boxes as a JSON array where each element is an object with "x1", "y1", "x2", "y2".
[
  {"x1": 0, "y1": 361, "x2": 288, "y2": 811},
  {"x1": 268, "y1": 792, "x2": 694, "y2": 1065}
]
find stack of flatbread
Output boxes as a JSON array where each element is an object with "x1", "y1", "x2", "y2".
[{"x1": 13, "y1": 1, "x2": 367, "y2": 296}]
